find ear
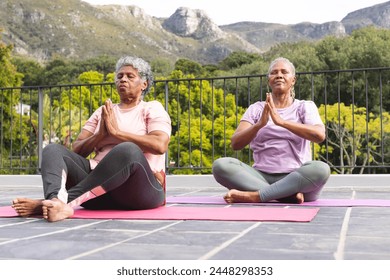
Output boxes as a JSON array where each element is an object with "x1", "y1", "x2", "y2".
[
  {"x1": 291, "y1": 75, "x2": 297, "y2": 86},
  {"x1": 142, "y1": 80, "x2": 148, "y2": 91}
]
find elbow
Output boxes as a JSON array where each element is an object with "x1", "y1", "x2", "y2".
[
  {"x1": 72, "y1": 143, "x2": 80, "y2": 154},
  {"x1": 313, "y1": 131, "x2": 326, "y2": 144},
  {"x1": 148, "y1": 134, "x2": 170, "y2": 155},
  {"x1": 311, "y1": 125, "x2": 326, "y2": 143},
  {"x1": 154, "y1": 142, "x2": 169, "y2": 155},
  {"x1": 230, "y1": 140, "x2": 242, "y2": 151},
  {"x1": 231, "y1": 143, "x2": 240, "y2": 151},
  {"x1": 155, "y1": 147, "x2": 167, "y2": 155}
]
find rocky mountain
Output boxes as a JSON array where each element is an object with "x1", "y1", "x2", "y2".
[
  {"x1": 0, "y1": 0, "x2": 389, "y2": 64},
  {"x1": 341, "y1": 1, "x2": 390, "y2": 33}
]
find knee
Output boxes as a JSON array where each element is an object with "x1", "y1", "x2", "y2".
[
  {"x1": 212, "y1": 157, "x2": 237, "y2": 178},
  {"x1": 115, "y1": 142, "x2": 140, "y2": 151},
  {"x1": 303, "y1": 161, "x2": 331, "y2": 183},
  {"x1": 212, "y1": 157, "x2": 228, "y2": 175},
  {"x1": 111, "y1": 142, "x2": 143, "y2": 159},
  {"x1": 42, "y1": 143, "x2": 65, "y2": 157},
  {"x1": 315, "y1": 161, "x2": 331, "y2": 180}
]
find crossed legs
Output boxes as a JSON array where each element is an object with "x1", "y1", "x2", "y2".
[
  {"x1": 212, "y1": 157, "x2": 330, "y2": 204},
  {"x1": 12, "y1": 142, "x2": 164, "y2": 222}
]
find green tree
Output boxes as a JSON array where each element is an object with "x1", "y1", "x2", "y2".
[
  {"x1": 313, "y1": 27, "x2": 390, "y2": 112},
  {"x1": 78, "y1": 71, "x2": 104, "y2": 84},
  {"x1": 0, "y1": 33, "x2": 30, "y2": 172},
  {"x1": 62, "y1": 71, "x2": 117, "y2": 142},
  {"x1": 174, "y1": 58, "x2": 205, "y2": 76},
  {"x1": 74, "y1": 55, "x2": 116, "y2": 77},
  {"x1": 315, "y1": 103, "x2": 390, "y2": 174},
  {"x1": 348, "y1": 27, "x2": 390, "y2": 69},
  {"x1": 12, "y1": 58, "x2": 44, "y2": 86},
  {"x1": 265, "y1": 41, "x2": 324, "y2": 72},
  {"x1": 41, "y1": 58, "x2": 80, "y2": 85},
  {"x1": 154, "y1": 70, "x2": 245, "y2": 174},
  {"x1": 218, "y1": 51, "x2": 262, "y2": 71},
  {"x1": 0, "y1": 36, "x2": 22, "y2": 87},
  {"x1": 151, "y1": 58, "x2": 174, "y2": 78}
]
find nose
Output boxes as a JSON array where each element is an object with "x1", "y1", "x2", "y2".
[
  {"x1": 275, "y1": 72, "x2": 283, "y2": 78},
  {"x1": 120, "y1": 75, "x2": 128, "y2": 82}
]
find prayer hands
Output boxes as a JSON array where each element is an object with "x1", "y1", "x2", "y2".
[
  {"x1": 102, "y1": 99, "x2": 120, "y2": 137},
  {"x1": 260, "y1": 93, "x2": 284, "y2": 126}
]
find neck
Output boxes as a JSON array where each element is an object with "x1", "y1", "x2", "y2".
[
  {"x1": 119, "y1": 98, "x2": 141, "y2": 109},
  {"x1": 272, "y1": 93, "x2": 293, "y2": 108}
]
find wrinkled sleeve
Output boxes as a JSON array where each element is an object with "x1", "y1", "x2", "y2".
[
  {"x1": 82, "y1": 106, "x2": 103, "y2": 134},
  {"x1": 301, "y1": 101, "x2": 323, "y2": 126},
  {"x1": 241, "y1": 102, "x2": 264, "y2": 125},
  {"x1": 145, "y1": 101, "x2": 172, "y2": 137}
]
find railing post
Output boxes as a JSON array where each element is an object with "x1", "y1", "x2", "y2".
[
  {"x1": 37, "y1": 87, "x2": 44, "y2": 173},
  {"x1": 164, "y1": 81, "x2": 169, "y2": 173}
]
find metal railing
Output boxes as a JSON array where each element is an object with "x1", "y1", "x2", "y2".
[{"x1": 1, "y1": 67, "x2": 390, "y2": 174}]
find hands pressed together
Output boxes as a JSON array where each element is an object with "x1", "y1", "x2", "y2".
[
  {"x1": 99, "y1": 99, "x2": 120, "y2": 138},
  {"x1": 258, "y1": 93, "x2": 285, "y2": 128}
]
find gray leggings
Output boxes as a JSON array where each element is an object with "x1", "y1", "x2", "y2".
[
  {"x1": 212, "y1": 157, "x2": 330, "y2": 202},
  {"x1": 40, "y1": 142, "x2": 165, "y2": 210}
]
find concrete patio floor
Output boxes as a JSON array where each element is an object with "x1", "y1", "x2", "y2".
[
  {"x1": 0, "y1": 174, "x2": 390, "y2": 279},
  {"x1": 1, "y1": 174, "x2": 390, "y2": 260}
]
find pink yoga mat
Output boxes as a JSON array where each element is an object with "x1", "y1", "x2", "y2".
[
  {"x1": 166, "y1": 196, "x2": 390, "y2": 207},
  {"x1": 0, "y1": 205, "x2": 319, "y2": 222}
]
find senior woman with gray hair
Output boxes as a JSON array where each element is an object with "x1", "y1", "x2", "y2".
[
  {"x1": 212, "y1": 57, "x2": 330, "y2": 204},
  {"x1": 12, "y1": 56, "x2": 172, "y2": 222}
]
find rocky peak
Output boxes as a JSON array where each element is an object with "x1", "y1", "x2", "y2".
[
  {"x1": 100, "y1": 5, "x2": 156, "y2": 29},
  {"x1": 162, "y1": 7, "x2": 224, "y2": 40},
  {"x1": 342, "y1": 1, "x2": 390, "y2": 32},
  {"x1": 292, "y1": 21, "x2": 346, "y2": 39}
]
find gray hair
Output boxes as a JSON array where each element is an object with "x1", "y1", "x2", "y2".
[
  {"x1": 115, "y1": 56, "x2": 154, "y2": 96},
  {"x1": 267, "y1": 57, "x2": 296, "y2": 98}
]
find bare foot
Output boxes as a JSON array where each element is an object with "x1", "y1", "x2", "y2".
[
  {"x1": 42, "y1": 198, "x2": 74, "y2": 222},
  {"x1": 223, "y1": 189, "x2": 261, "y2": 203},
  {"x1": 277, "y1": 192, "x2": 305, "y2": 204},
  {"x1": 153, "y1": 170, "x2": 165, "y2": 188},
  {"x1": 12, "y1": 198, "x2": 43, "y2": 217}
]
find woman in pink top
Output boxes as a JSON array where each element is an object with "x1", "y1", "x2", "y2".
[
  {"x1": 212, "y1": 57, "x2": 330, "y2": 204},
  {"x1": 12, "y1": 56, "x2": 172, "y2": 222}
]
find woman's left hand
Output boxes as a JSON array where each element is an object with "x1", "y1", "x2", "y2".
[
  {"x1": 102, "y1": 99, "x2": 120, "y2": 136},
  {"x1": 266, "y1": 93, "x2": 285, "y2": 126}
]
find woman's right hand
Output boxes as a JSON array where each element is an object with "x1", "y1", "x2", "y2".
[
  {"x1": 98, "y1": 109, "x2": 107, "y2": 137},
  {"x1": 256, "y1": 93, "x2": 270, "y2": 128},
  {"x1": 102, "y1": 99, "x2": 120, "y2": 138}
]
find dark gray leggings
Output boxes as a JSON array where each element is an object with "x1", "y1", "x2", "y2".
[
  {"x1": 40, "y1": 142, "x2": 164, "y2": 210},
  {"x1": 212, "y1": 157, "x2": 330, "y2": 202}
]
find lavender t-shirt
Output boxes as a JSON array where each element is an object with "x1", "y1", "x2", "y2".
[{"x1": 241, "y1": 99, "x2": 324, "y2": 173}]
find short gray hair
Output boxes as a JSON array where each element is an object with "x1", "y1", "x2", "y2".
[
  {"x1": 267, "y1": 57, "x2": 296, "y2": 77},
  {"x1": 115, "y1": 56, "x2": 154, "y2": 95},
  {"x1": 267, "y1": 57, "x2": 296, "y2": 98}
]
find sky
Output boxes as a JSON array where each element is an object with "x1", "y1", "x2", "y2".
[{"x1": 82, "y1": 0, "x2": 387, "y2": 25}]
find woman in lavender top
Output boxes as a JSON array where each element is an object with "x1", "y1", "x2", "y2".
[{"x1": 212, "y1": 57, "x2": 330, "y2": 204}]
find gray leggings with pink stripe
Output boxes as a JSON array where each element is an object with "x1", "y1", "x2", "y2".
[
  {"x1": 40, "y1": 142, "x2": 164, "y2": 210},
  {"x1": 212, "y1": 157, "x2": 330, "y2": 202}
]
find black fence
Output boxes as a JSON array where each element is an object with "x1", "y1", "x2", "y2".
[{"x1": 1, "y1": 67, "x2": 390, "y2": 174}]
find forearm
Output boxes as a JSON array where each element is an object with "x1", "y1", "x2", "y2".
[
  {"x1": 113, "y1": 130, "x2": 169, "y2": 155},
  {"x1": 231, "y1": 123, "x2": 263, "y2": 150},
  {"x1": 72, "y1": 133, "x2": 105, "y2": 157},
  {"x1": 280, "y1": 121, "x2": 325, "y2": 143}
]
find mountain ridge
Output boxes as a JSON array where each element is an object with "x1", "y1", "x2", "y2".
[{"x1": 0, "y1": 0, "x2": 389, "y2": 64}]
